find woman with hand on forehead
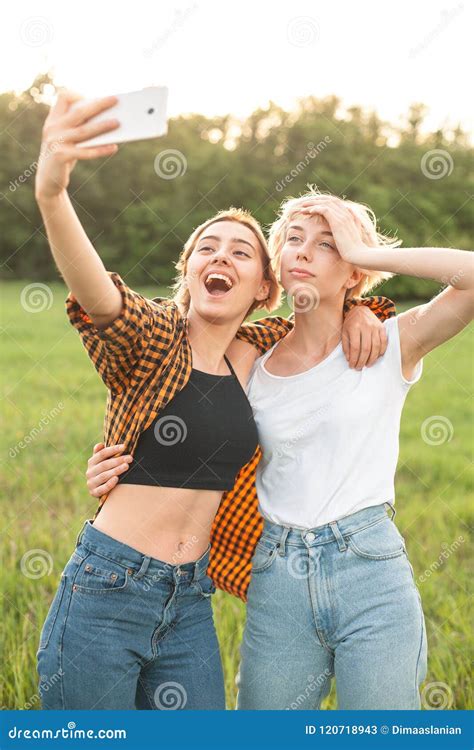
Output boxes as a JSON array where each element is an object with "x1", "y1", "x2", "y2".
[
  {"x1": 234, "y1": 191, "x2": 472, "y2": 710},
  {"x1": 35, "y1": 92, "x2": 392, "y2": 710}
]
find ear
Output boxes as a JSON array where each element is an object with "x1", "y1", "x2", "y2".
[
  {"x1": 255, "y1": 279, "x2": 271, "y2": 302},
  {"x1": 344, "y1": 268, "x2": 364, "y2": 291}
]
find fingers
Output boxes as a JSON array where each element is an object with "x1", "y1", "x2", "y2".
[
  {"x1": 86, "y1": 445, "x2": 133, "y2": 498},
  {"x1": 365, "y1": 329, "x2": 382, "y2": 367},
  {"x1": 87, "y1": 462, "x2": 131, "y2": 497},
  {"x1": 354, "y1": 323, "x2": 374, "y2": 369},
  {"x1": 88, "y1": 474, "x2": 119, "y2": 498},
  {"x1": 87, "y1": 455, "x2": 133, "y2": 478},
  {"x1": 51, "y1": 88, "x2": 84, "y2": 116},
  {"x1": 341, "y1": 326, "x2": 350, "y2": 363},
  {"x1": 88, "y1": 443, "x2": 127, "y2": 466},
  {"x1": 366, "y1": 327, "x2": 388, "y2": 366},
  {"x1": 63, "y1": 117, "x2": 120, "y2": 145},
  {"x1": 55, "y1": 143, "x2": 118, "y2": 161},
  {"x1": 65, "y1": 95, "x2": 119, "y2": 128},
  {"x1": 346, "y1": 327, "x2": 362, "y2": 369},
  {"x1": 379, "y1": 326, "x2": 388, "y2": 357}
]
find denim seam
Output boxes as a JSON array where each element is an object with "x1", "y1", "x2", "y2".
[
  {"x1": 413, "y1": 573, "x2": 427, "y2": 706},
  {"x1": 77, "y1": 543, "x2": 133, "y2": 572},
  {"x1": 270, "y1": 515, "x2": 390, "y2": 550},
  {"x1": 57, "y1": 577, "x2": 77, "y2": 710},
  {"x1": 137, "y1": 674, "x2": 158, "y2": 709},
  {"x1": 148, "y1": 590, "x2": 179, "y2": 661},
  {"x1": 307, "y1": 550, "x2": 335, "y2": 657}
]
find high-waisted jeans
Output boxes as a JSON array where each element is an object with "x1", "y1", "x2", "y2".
[
  {"x1": 37, "y1": 521, "x2": 225, "y2": 709},
  {"x1": 237, "y1": 503, "x2": 428, "y2": 710}
]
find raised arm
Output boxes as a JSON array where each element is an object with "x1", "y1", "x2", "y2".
[
  {"x1": 301, "y1": 198, "x2": 474, "y2": 377},
  {"x1": 35, "y1": 89, "x2": 122, "y2": 329}
]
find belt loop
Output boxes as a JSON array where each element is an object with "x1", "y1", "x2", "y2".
[
  {"x1": 75, "y1": 520, "x2": 88, "y2": 547},
  {"x1": 386, "y1": 501, "x2": 396, "y2": 521},
  {"x1": 278, "y1": 526, "x2": 289, "y2": 556},
  {"x1": 134, "y1": 555, "x2": 152, "y2": 580},
  {"x1": 329, "y1": 520, "x2": 347, "y2": 552}
]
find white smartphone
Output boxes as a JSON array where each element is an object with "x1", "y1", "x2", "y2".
[{"x1": 73, "y1": 86, "x2": 168, "y2": 148}]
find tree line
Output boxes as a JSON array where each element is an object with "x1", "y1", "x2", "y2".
[{"x1": 1, "y1": 73, "x2": 472, "y2": 301}]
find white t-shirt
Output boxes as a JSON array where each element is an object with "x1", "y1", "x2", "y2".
[{"x1": 245, "y1": 316, "x2": 423, "y2": 529}]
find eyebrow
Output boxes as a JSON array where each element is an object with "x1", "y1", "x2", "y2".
[
  {"x1": 287, "y1": 224, "x2": 335, "y2": 239},
  {"x1": 198, "y1": 234, "x2": 256, "y2": 251}
]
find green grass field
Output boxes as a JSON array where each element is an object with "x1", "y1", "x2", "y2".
[{"x1": 1, "y1": 280, "x2": 472, "y2": 710}]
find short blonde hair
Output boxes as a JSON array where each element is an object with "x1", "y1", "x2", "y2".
[
  {"x1": 268, "y1": 187, "x2": 400, "y2": 298},
  {"x1": 172, "y1": 208, "x2": 281, "y2": 316}
]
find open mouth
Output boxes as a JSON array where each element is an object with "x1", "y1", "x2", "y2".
[{"x1": 203, "y1": 272, "x2": 234, "y2": 297}]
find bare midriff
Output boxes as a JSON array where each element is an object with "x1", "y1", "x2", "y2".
[{"x1": 91, "y1": 482, "x2": 223, "y2": 564}]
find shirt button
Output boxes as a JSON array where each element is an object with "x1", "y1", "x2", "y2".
[{"x1": 305, "y1": 531, "x2": 316, "y2": 543}]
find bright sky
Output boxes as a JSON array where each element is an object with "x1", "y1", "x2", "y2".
[{"x1": 2, "y1": 0, "x2": 472, "y2": 133}]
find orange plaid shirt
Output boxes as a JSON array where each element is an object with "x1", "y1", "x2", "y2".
[{"x1": 66, "y1": 272, "x2": 396, "y2": 601}]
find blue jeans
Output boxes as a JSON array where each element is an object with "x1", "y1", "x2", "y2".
[
  {"x1": 37, "y1": 521, "x2": 225, "y2": 709},
  {"x1": 237, "y1": 503, "x2": 428, "y2": 710}
]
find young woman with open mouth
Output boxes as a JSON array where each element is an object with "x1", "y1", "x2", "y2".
[
  {"x1": 35, "y1": 93, "x2": 392, "y2": 710},
  {"x1": 89, "y1": 190, "x2": 473, "y2": 710}
]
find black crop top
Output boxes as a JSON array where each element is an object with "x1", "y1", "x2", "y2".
[{"x1": 120, "y1": 355, "x2": 259, "y2": 491}]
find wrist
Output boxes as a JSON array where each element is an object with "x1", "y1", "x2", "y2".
[{"x1": 36, "y1": 189, "x2": 68, "y2": 213}]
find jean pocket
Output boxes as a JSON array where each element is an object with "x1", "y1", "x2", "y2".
[
  {"x1": 194, "y1": 574, "x2": 217, "y2": 598},
  {"x1": 39, "y1": 574, "x2": 67, "y2": 651},
  {"x1": 73, "y1": 551, "x2": 131, "y2": 594},
  {"x1": 251, "y1": 536, "x2": 279, "y2": 573},
  {"x1": 347, "y1": 517, "x2": 406, "y2": 560}
]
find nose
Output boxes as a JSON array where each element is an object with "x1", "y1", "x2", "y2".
[
  {"x1": 296, "y1": 243, "x2": 312, "y2": 262},
  {"x1": 210, "y1": 249, "x2": 230, "y2": 265}
]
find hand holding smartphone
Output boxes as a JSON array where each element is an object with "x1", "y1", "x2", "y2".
[{"x1": 71, "y1": 86, "x2": 168, "y2": 147}]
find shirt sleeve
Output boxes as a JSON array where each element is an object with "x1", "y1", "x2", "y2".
[
  {"x1": 235, "y1": 316, "x2": 293, "y2": 355},
  {"x1": 385, "y1": 316, "x2": 424, "y2": 389},
  {"x1": 65, "y1": 271, "x2": 178, "y2": 390},
  {"x1": 344, "y1": 295, "x2": 396, "y2": 321},
  {"x1": 236, "y1": 295, "x2": 396, "y2": 355}
]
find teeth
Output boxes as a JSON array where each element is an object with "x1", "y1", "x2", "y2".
[{"x1": 205, "y1": 273, "x2": 233, "y2": 289}]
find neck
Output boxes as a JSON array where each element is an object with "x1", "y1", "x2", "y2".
[
  {"x1": 186, "y1": 308, "x2": 241, "y2": 371},
  {"x1": 290, "y1": 295, "x2": 346, "y2": 355}
]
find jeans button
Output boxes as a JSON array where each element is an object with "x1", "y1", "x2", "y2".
[{"x1": 305, "y1": 531, "x2": 316, "y2": 543}]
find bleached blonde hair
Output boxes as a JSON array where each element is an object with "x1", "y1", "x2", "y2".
[
  {"x1": 172, "y1": 208, "x2": 281, "y2": 316},
  {"x1": 268, "y1": 187, "x2": 400, "y2": 298}
]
